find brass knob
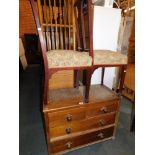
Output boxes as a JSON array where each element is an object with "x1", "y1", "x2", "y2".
[
  {"x1": 66, "y1": 114, "x2": 72, "y2": 122},
  {"x1": 66, "y1": 142, "x2": 72, "y2": 149},
  {"x1": 99, "y1": 120, "x2": 106, "y2": 126},
  {"x1": 66, "y1": 128, "x2": 72, "y2": 134},
  {"x1": 100, "y1": 107, "x2": 108, "y2": 113},
  {"x1": 97, "y1": 132, "x2": 104, "y2": 139}
]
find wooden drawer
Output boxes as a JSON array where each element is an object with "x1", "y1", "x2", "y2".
[
  {"x1": 49, "y1": 113, "x2": 116, "y2": 138},
  {"x1": 87, "y1": 101, "x2": 118, "y2": 117},
  {"x1": 50, "y1": 126, "x2": 114, "y2": 154},
  {"x1": 48, "y1": 107, "x2": 86, "y2": 127}
]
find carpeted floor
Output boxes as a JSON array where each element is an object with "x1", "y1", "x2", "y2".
[{"x1": 19, "y1": 65, "x2": 135, "y2": 155}]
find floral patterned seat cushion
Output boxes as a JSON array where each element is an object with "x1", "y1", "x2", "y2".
[
  {"x1": 94, "y1": 50, "x2": 127, "y2": 65},
  {"x1": 46, "y1": 50, "x2": 92, "y2": 68}
]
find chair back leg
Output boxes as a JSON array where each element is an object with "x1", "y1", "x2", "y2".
[{"x1": 84, "y1": 69, "x2": 93, "y2": 103}]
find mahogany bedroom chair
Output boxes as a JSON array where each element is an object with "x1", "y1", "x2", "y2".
[
  {"x1": 75, "y1": 0, "x2": 128, "y2": 102},
  {"x1": 30, "y1": 0, "x2": 93, "y2": 105}
]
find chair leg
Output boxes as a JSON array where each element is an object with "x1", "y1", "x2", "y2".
[
  {"x1": 74, "y1": 70, "x2": 79, "y2": 88},
  {"x1": 119, "y1": 65, "x2": 127, "y2": 94},
  {"x1": 84, "y1": 69, "x2": 92, "y2": 103},
  {"x1": 101, "y1": 67, "x2": 105, "y2": 85}
]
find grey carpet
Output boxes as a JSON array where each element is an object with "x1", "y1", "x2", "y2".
[{"x1": 19, "y1": 65, "x2": 135, "y2": 155}]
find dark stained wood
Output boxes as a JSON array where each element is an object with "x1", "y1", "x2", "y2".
[
  {"x1": 49, "y1": 113, "x2": 116, "y2": 137},
  {"x1": 84, "y1": 69, "x2": 93, "y2": 103},
  {"x1": 87, "y1": 0, "x2": 94, "y2": 59},
  {"x1": 101, "y1": 67, "x2": 105, "y2": 85},
  {"x1": 50, "y1": 126, "x2": 114, "y2": 153},
  {"x1": 74, "y1": 0, "x2": 83, "y2": 7},
  {"x1": 74, "y1": 70, "x2": 79, "y2": 88}
]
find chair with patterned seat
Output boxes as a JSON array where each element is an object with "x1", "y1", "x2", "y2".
[
  {"x1": 30, "y1": 0, "x2": 93, "y2": 105},
  {"x1": 74, "y1": 0, "x2": 128, "y2": 102}
]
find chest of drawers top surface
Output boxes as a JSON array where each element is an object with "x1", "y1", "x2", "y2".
[{"x1": 44, "y1": 84, "x2": 120, "y2": 112}]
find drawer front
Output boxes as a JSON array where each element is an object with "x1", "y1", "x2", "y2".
[
  {"x1": 50, "y1": 126, "x2": 114, "y2": 154},
  {"x1": 87, "y1": 101, "x2": 118, "y2": 117},
  {"x1": 49, "y1": 113, "x2": 116, "y2": 138},
  {"x1": 48, "y1": 107, "x2": 86, "y2": 127}
]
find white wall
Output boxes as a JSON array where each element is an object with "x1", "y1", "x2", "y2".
[{"x1": 91, "y1": 6, "x2": 121, "y2": 88}]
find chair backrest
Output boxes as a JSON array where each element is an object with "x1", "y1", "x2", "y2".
[
  {"x1": 30, "y1": 0, "x2": 94, "y2": 104},
  {"x1": 30, "y1": 0, "x2": 94, "y2": 62},
  {"x1": 74, "y1": 0, "x2": 93, "y2": 58},
  {"x1": 36, "y1": 0, "x2": 76, "y2": 51}
]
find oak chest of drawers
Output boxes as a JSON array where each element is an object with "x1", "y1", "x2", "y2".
[{"x1": 43, "y1": 84, "x2": 120, "y2": 155}]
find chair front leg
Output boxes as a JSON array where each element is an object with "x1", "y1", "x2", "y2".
[
  {"x1": 101, "y1": 67, "x2": 105, "y2": 85},
  {"x1": 84, "y1": 69, "x2": 92, "y2": 103}
]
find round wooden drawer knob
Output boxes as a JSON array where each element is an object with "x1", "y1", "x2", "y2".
[{"x1": 66, "y1": 114, "x2": 72, "y2": 122}]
